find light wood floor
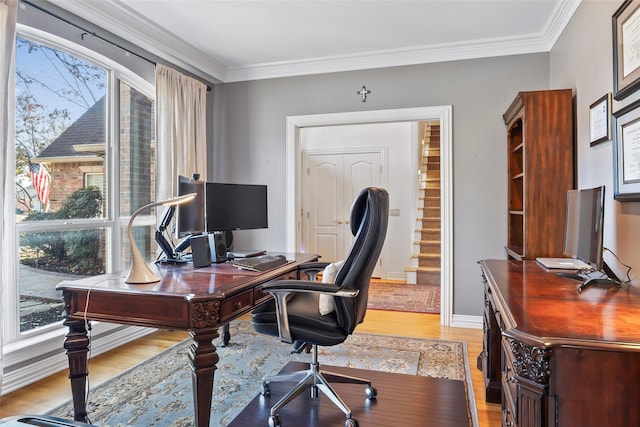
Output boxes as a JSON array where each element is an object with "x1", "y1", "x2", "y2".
[{"x1": 0, "y1": 310, "x2": 502, "y2": 425}]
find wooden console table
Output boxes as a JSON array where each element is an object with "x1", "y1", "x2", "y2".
[
  {"x1": 478, "y1": 259, "x2": 640, "y2": 427},
  {"x1": 56, "y1": 252, "x2": 318, "y2": 427}
]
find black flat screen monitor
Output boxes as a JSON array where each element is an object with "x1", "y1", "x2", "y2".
[
  {"x1": 563, "y1": 186, "x2": 605, "y2": 271},
  {"x1": 176, "y1": 175, "x2": 205, "y2": 238},
  {"x1": 206, "y1": 182, "x2": 268, "y2": 232}
]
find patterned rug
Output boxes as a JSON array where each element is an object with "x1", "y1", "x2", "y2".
[
  {"x1": 47, "y1": 321, "x2": 475, "y2": 426},
  {"x1": 368, "y1": 281, "x2": 440, "y2": 314}
]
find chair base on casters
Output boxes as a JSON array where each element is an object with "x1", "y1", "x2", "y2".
[{"x1": 260, "y1": 345, "x2": 377, "y2": 427}]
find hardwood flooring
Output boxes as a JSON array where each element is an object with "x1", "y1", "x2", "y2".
[{"x1": 0, "y1": 310, "x2": 502, "y2": 425}]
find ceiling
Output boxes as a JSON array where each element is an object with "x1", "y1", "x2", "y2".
[{"x1": 50, "y1": 0, "x2": 581, "y2": 84}]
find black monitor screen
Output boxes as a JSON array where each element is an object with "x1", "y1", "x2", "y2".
[
  {"x1": 563, "y1": 186, "x2": 605, "y2": 270},
  {"x1": 176, "y1": 175, "x2": 205, "y2": 238},
  {"x1": 206, "y1": 183, "x2": 268, "y2": 232}
]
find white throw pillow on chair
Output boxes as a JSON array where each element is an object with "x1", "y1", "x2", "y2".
[{"x1": 319, "y1": 260, "x2": 345, "y2": 315}]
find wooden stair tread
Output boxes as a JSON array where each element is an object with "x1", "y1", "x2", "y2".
[
  {"x1": 412, "y1": 123, "x2": 442, "y2": 284},
  {"x1": 406, "y1": 266, "x2": 441, "y2": 273},
  {"x1": 412, "y1": 253, "x2": 441, "y2": 259}
]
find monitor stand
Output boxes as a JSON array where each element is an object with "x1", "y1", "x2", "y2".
[
  {"x1": 157, "y1": 254, "x2": 189, "y2": 264},
  {"x1": 578, "y1": 261, "x2": 622, "y2": 292},
  {"x1": 556, "y1": 261, "x2": 622, "y2": 292},
  {"x1": 578, "y1": 277, "x2": 620, "y2": 292}
]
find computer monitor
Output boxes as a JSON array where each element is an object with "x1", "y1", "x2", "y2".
[
  {"x1": 205, "y1": 182, "x2": 268, "y2": 232},
  {"x1": 176, "y1": 174, "x2": 205, "y2": 238},
  {"x1": 563, "y1": 186, "x2": 605, "y2": 271}
]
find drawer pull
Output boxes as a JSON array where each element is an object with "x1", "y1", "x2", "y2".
[{"x1": 234, "y1": 301, "x2": 242, "y2": 310}]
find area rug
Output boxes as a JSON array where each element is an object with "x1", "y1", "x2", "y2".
[
  {"x1": 47, "y1": 321, "x2": 476, "y2": 426},
  {"x1": 368, "y1": 281, "x2": 440, "y2": 314}
]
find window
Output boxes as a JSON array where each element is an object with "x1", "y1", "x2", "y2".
[
  {"x1": 11, "y1": 33, "x2": 156, "y2": 337},
  {"x1": 84, "y1": 172, "x2": 104, "y2": 189}
]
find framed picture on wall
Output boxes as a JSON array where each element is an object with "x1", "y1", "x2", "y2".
[
  {"x1": 613, "y1": 98, "x2": 640, "y2": 201},
  {"x1": 589, "y1": 93, "x2": 611, "y2": 146},
  {"x1": 613, "y1": 0, "x2": 640, "y2": 100}
]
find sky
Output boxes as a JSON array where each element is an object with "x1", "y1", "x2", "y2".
[{"x1": 15, "y1": 36, "x2": 106, "y2": 127}]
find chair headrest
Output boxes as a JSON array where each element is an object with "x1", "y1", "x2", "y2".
[{"x1": 349, "y1": 187, "x2": 388, "y2": 236}]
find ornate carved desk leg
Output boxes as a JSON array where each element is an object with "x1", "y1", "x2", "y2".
[
  {"x1": 189, "y1": 329, "x2": 220, "y2": 427},
  {"x1": 63, "y1": 317, "x2": 90, "y2": 423}
]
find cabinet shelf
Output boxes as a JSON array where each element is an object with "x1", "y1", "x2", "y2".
[
  {"x1": 504, "y1": 89, "x2": 573, "y2": 260},
  {"x1": 505, "y1": 246, "x2": 524, "y2": 260}
]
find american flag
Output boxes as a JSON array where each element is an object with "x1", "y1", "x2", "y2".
[{"x1": 29, "y1": 160, "x2": 51, "y2": 209}]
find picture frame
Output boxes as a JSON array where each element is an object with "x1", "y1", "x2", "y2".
[
  {"x1": 613, "y1": 0, "x2": 640, "y2": 100},
  {"x1": 589, "y1": 93, "x2": 612, "y2": 146},
  {"x1": 612, "y1": 98, "x2": 640, "y2": 201}
]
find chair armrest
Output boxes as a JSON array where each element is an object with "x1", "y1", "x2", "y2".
[
  {"x1": 298, "y1": 262, "x2": 330, "y2": 281},
  {"x1": 299, "y1": 262, "x2": 330, "y2": 270},
  {"x1": 262, "y1": 279, "x2": 359, "y2": 297},
  {"x1": 263, "y1": 279, "x2": 336, "y2": 292},
  {"x1": 260, "y1": 280, "x2": 359, "y2": 343}
]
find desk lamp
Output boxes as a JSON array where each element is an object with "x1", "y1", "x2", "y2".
[{"x1": 125, "y1": 193, "x2": 196, "y2": 284}]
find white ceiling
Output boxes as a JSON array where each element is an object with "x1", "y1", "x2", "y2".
[{"x1": 51, "y1": 0, "x2": 581, "y2": 83}]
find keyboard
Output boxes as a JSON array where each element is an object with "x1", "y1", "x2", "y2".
[
  {"x1": 233, "y1": 254, "x2": 288, "y2": 272},
  {"x1": 229, "y1": 249, "x2": 266, "y2": 258}
]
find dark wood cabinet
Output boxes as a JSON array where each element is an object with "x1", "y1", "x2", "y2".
[
  {"x1": 478, "y1": 260, "x2": 640, "y2": 427},
  {"x1": 504, "y1": 90, "x2": 574, "y2": 260}
]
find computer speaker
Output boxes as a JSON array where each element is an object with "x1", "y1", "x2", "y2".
[
  {"x1": 190, "y1": 234, "x2": 211, "y2": 268},
  {"x1": 224, "y1": 230, "x2": 234, "y2": 250},
  {"x1": 209, "y1": 232, "x2": 228, "y2": 264}
]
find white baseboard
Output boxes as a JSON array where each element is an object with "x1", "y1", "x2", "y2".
[
  {"x1": 384, "y1": 271, "x2": 407, "y2": 281},
  {"x1": 1, "y1": 325, "x2": 154, "y2": 395},
  {"x1": 451, "y1": 314, "x2": 483, "y2": 330}
]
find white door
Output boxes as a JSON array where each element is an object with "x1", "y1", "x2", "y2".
[{"x1": 304, "y1": 150, "x2": 384, "y2": 276}]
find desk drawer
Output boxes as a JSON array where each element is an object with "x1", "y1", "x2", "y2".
[
  {"x1": 254, "y1": 286, "x2": 270, "y2": 304},
  {"x1": 220, "y1": 290, "x2": 253, "y2": 321}
]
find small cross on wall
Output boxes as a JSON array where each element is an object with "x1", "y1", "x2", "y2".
[{"x1": 357, "y1": 85, "x2": 371, "y2": 102}]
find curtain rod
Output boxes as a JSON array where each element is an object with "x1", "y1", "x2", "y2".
[{"x1": 20, "y1": 0, "x2": 212, "y2": 92}]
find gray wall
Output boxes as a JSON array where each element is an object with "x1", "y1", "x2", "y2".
[
  {"x1": 550, "y1": 1, "x2": 640, "y2": 287},
  {"x1": 212, "y1": 54, "x2": 550, "y2": 316}
]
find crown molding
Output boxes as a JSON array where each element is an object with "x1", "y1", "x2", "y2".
[
  {"x1": 48, "y1": 0, "x2": 581, "y2": 83},
  {"x1": 47, "y1": 0, "x2": 226, "y2": 84},
  {"x1": 542, "y1": 0, "x2": 582, "y2": 50},
  {"x1": 225, "y1": 0, "x2": 581, "y2": 82},
  {"x1": 225, "y1": 35, "x2": 551, "y2": 82}
]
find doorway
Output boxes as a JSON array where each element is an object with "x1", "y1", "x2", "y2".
[{"x1": 284, "y1": 106, "x2": 453, "y2": 326}]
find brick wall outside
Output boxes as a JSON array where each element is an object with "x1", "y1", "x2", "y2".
[{"x1": 48, "y1": 161, "x2": 103, "y2": 212}]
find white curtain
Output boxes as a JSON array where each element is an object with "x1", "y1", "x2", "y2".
[
  {"x1": 0, "y1": 0, "x2": 17, "y2": 394},
  {"x1": 155, "y1": 63, "x2": 208, "y2": 200}
]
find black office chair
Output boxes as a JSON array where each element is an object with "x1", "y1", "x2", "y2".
[{"x1": 251, "y1": 187, "x2": 389, "y2": 427}]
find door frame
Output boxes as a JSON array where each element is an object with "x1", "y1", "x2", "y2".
[{"x1": 285, "y1": 106, "x2": 453, "y2": 326}]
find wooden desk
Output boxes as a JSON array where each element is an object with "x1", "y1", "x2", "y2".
[
  {"x1": 56, "y1": 252, "x2": 318, "y2": 427},
  {"x1": 478, "y1": 259, "x2": 640, "y2": 427}
]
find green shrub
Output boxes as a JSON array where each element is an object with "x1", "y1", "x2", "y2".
[{"x1": 21, "y1": 186, "x2": 104, "y2": 273}]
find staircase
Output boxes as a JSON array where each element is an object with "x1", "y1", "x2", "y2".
[{"x1": 406, "y1": 123, "x2": 441, "y2": 285}]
